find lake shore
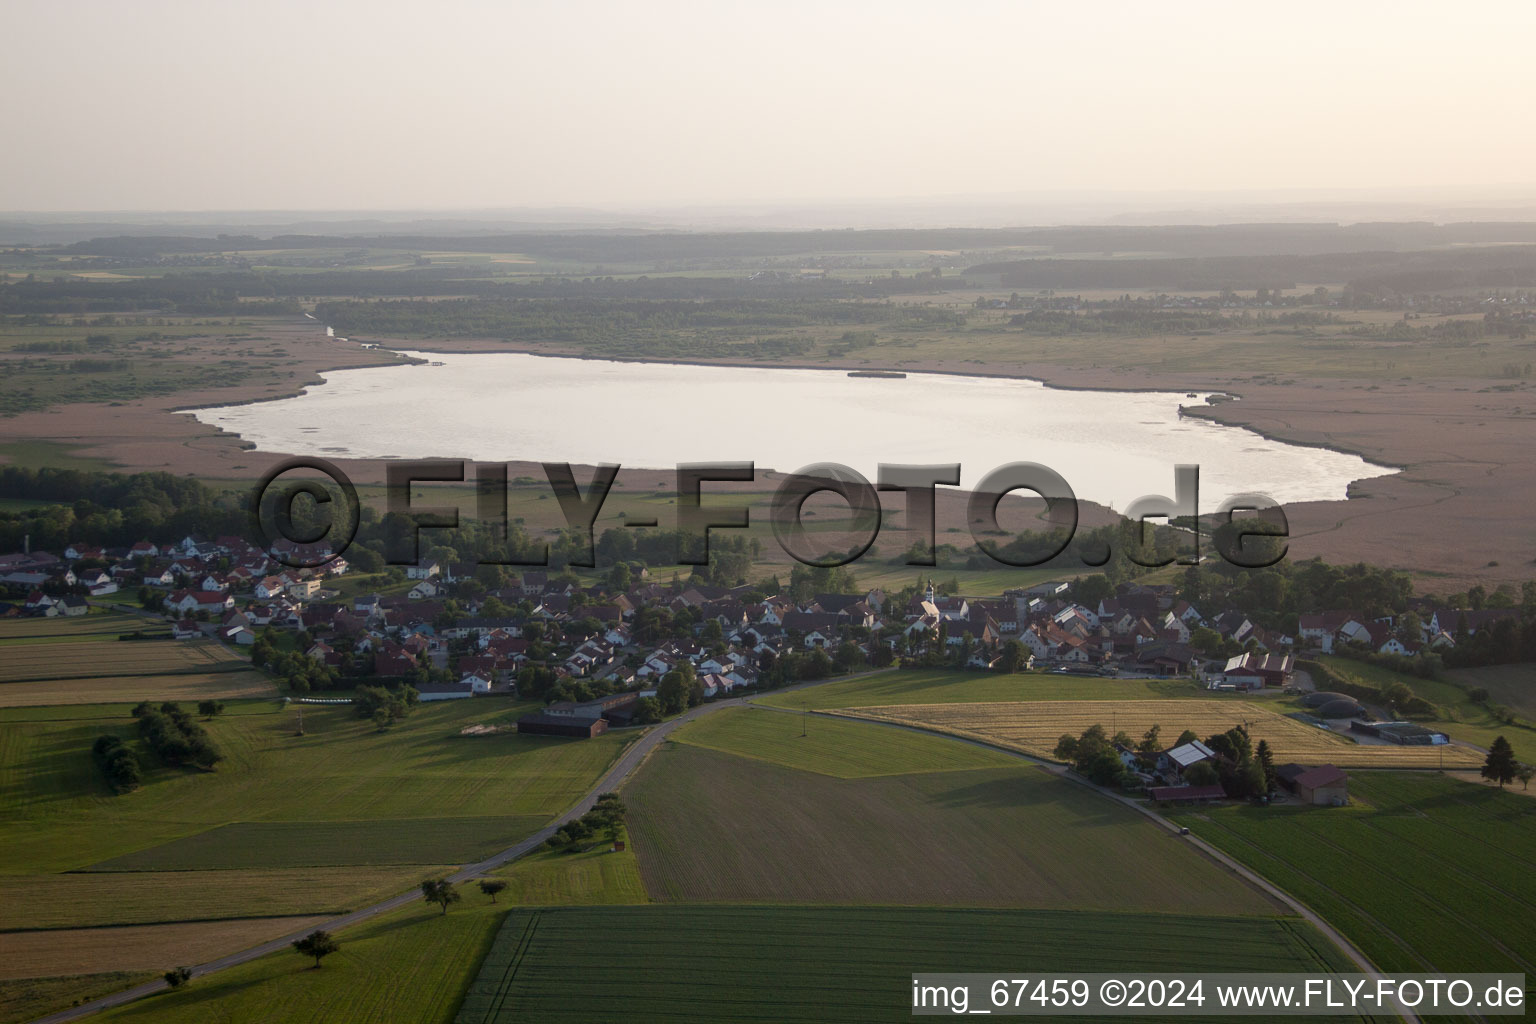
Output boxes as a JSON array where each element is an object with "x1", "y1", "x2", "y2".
[{"x1": 0, "y1": 316, "x2": 1527, "y2": 588}]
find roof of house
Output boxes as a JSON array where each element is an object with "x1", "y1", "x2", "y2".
[
  {"x1": 1291, "y1": 764, "x2": 1348, "y2": 789},
  {"x1": 1165, "y1": 739, "x2": 1216, "y2": 768}
]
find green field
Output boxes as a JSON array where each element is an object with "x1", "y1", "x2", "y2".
[
  {"x1": 0, "y1": 867, "x2": 457, "y2": 931},
  {"x1": 1447, "y1": 662, "x2": 1536, "y2": 719},
  {"x1": 625, "y1": 710, "x2": 1278, "y2": 914},
  {"x1": 673, "y1": 705, "x2": 1017, "y2": 777},
  {"x1": 1167, "y1": 772, "x2": 1536, "y2": 975},
  {"x1": 0, "y1": 695, "x2": 633, "y2": 1019},
  {"x1": 485, "y1": 827, "x2": 647, "y2": 907},
  {"x1": 760, "y1": 667, "x2": 1176, "y2": 711},
  {"x1": 92, "y1": 901, "x2": 509, "y2": 1024},
  {"x1": 2, "y1": 699, "x2": 630, "y2": 873},
  {"x1": 84, "y1": 816, "x2": 549, "y2": 872},
  {"x1": 455, "y1": 906, "x2": 1368, "y2": 1024}
]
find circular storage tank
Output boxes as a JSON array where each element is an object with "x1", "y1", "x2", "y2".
[{"x1": 1315, "y1": 698, "x2": 1366, "y2": 719}]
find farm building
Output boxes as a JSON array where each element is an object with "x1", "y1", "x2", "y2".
[
  {"x1": 516, "y1": 710, "x2": 609, "y2": 738},
  {"x1": 516, "y1": 692, "x2": 639, "y2": 737},
  {"x1": 1276, "y1": 763, "x2": 1349, "y2": 805},
  {"x1": 1146, "y1": 784, "x2": 1227, "y2": 803},
  {"x1": 1220, "y1": 651, "x2": 1294, "y2": 690},
  {"x1": 1163, "y1": 740, "x2": 1216, "y2": 775},
  {"x1": 1349, "y1": 721, "x2": 1449, "y2": 746}
]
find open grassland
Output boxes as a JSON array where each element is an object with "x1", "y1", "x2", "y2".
[
  {"x1": 839, "y1": 700, "x2": 1485, "y2": 769},
  {"x1": 626, "y1": 740, "x2": 1278, "y2": 915},
  {"x1": 759, "y1": 667, "x2": 1176, "y2": 710},
  {"x1": 0, "y1": 973, "x2": 153, "y2": 1024},
  {"x1": 1, "y1": 699, "x2": 630, "y2": 873},
  {"x1": 0, "y1": 867, "x2": 457, "y2": 931},
  {"x1": 93, "y1": 901, "x2": 508, "y2": 1024},
  {"x1": 673, "y1": 705, "x2": 1018, "y2": 777},
  {"x1": 85, "y1": 816, "x2": 550, "y2": 872},
  {"x1": 456, "y1": 906, "x2": 1368, "y2": 1024},
  {"x1": 1447, "y1": 663, "x2": 1536, "y2": 719},
  {"x1": 1167, "y1": 773, "x2": 1536, "y2": 974},
  {"x1": 485, "y1": 827, "x2": 647, "y2": 907},
  {"x1": 0, "y1": 917, "x2": 332, "y2": 980}
]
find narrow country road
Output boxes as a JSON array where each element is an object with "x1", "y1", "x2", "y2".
[{"x1": 27, "y1": 674, "x2": 874, "y2": 1024}]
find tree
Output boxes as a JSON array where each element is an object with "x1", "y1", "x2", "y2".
[
  {"x1": 1255, "y1": 739, "x2": 1277, "y2": 793},
  {"x1": 292, "y1": 929, "x2": 340, "y2": 968},
  {"x1": 1381, "y1": 681, "x2": 1413, "y2": 709},
  {"x1": 197, "y1": 700, "x2": 225, "y2": 719},
  {"x1": 421, "y1": 878, "x2": 461, "y2": 914},
  {"x1": 1516, "y1": 764, "x2": 1535, "y2": 791},
  {"x1": 163, "y1": 967, "x2": 192, "y2": 988},
  {"x1": 478, "y1": 879, "x2": 509, "y2": 903},
  {"x1": 1482, "y1": 736, "x2": 1518, "y2": 787},
  {"x1": 1053, "y1": 734, "x2": 1079, "y2": 761},
  {"x1": 1183, "y1": 762, "x2": 1220, "y2": 786}
]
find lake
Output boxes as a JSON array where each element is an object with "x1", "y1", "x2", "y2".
[{"x1": 192, "y1": 351, "x2": 1392, "y2": 510}]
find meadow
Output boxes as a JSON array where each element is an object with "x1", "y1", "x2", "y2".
[
  {"x1": 1447, "y1": 662, "x2": 1536, "y2": 720},
  {"x1": 83, "y1": 816, "x2": 550, "y2": 871},
  {"x1": 455, "y1": 906, "x2": 1372, "y2": 1024},
  {"x1": 623, "y1": 709, "x2": 1278, "y2": 914},
  {"x1": 0, "y1": 866, "x2": 458, "y2": 930},
  {"x1": 90, "y1": 900, "x2": 510, "y2": 1024},
  {"x1": 0, "y1": 695, "x2": 633, "y2": 1014},
  {"x1": 671, "y1": 704, "x2": 1018, "y2": 777},
  {"x1": 837, "y1": 699, "x2": 1486, "y2": 769},
  {"x1": 1166, "y1": 772, "x2": 1536, "y2": 975},
  {"x1": 758, "y1": 667, "x2": 1177, "y2": 710}
]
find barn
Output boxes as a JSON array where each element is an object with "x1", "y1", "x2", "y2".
[
  {"x1": 1276, "y1": 763, "x2": 1349, "y2": 806},
  {"x1": 516, "y1": 711, "x2": 608, "y2": 738}
]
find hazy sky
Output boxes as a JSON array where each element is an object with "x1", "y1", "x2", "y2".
[{"x1": 4, "y1": 0, "x2": 1534, "y2": 212}]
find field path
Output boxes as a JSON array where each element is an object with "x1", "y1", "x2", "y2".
[
  {"x1": 25, "y1": 672, "x2": 880, "y2": 1024},
  {"x1": 795, "y1": 705, "x2": 1420, "y2": 1024}
]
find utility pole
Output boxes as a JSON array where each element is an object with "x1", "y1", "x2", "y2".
[{"x1": 801, "y1": 701, "x2": 808, "y2": 738}]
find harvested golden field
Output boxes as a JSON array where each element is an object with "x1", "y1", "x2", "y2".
[
  {"x1": 0, "y1": 638, "x2": 238, "y2": 683},
  {"x1": 0, "y1": 670, "x2": 275, "y2": 707},
  {"x1": 838, "y1": 700, "x2": 1485, "y2": 769},
  {"x1": 0, "y1": 917, "x2": 331, "y2": 980}
]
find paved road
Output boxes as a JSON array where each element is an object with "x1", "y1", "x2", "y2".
[{"x1": 27, "y1": 676, "x2": 867, "y2": 1024}]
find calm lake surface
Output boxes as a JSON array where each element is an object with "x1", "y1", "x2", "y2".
[{"x1": 194, "y1": 351, "x2": 1392, "y2": 510}]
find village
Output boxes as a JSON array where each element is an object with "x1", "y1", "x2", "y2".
[{"x1": 0, "y1": 532, "x2": 1511, "y2": 804}]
